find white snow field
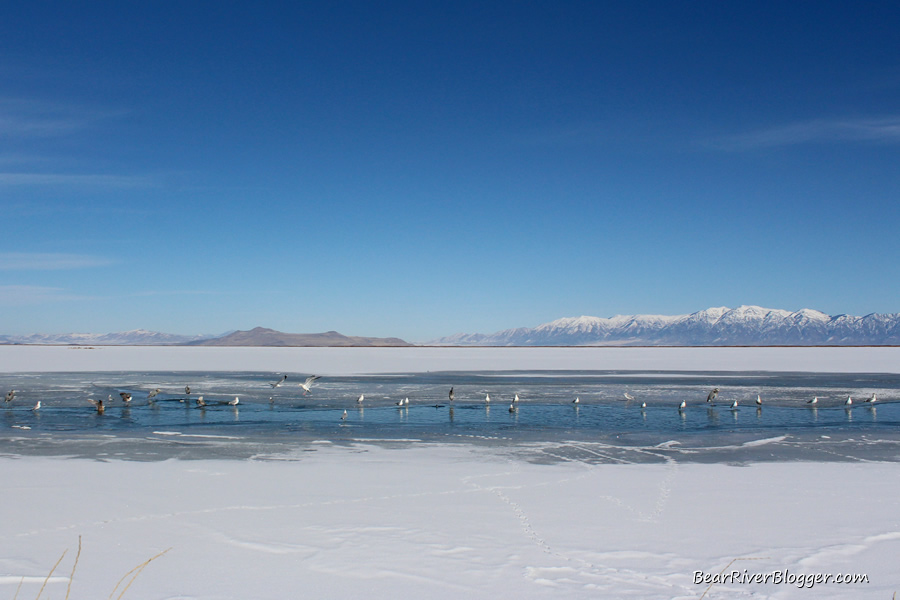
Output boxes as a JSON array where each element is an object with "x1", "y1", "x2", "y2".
[
  {"x1": 2, "y1": 344, "x2": 900, "y2": 374},
  {"x1": 1, "y1": 346, "x2": 899, "y2": 598}
]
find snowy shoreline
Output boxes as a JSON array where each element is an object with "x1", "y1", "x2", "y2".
[
  {"x1": 3, "y1": 345, "x2": 900, "y2": 374},
  {"x1": 2, "y1": 444, "x2": 897, "y2": 599}
]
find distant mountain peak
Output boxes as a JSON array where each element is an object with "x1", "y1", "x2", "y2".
[{"x1": 430, "y1": 306, "x2": 900, "y2": 346}]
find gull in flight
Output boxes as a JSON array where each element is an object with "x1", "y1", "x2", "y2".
[
  {"x1": 808, "y1": 397, "x2": 818, "y2": 405},
  {"x1": 148, "y1": 388, "x2": 161, "y2": 399},
  {"x1": 5, "y1": 390, "x2": 15, "y2": 404},
  {"x1": 270, "y1": 375, "x2": 288, "y2": 388},
  {"x1": 298, "y1": 376, "x2": 321, "y2": 394},
  {"x1": 706, "y1": 388, "x2": 719, "y2": 404}
]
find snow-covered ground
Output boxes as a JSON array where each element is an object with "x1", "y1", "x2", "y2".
[
  {"x1": 2, "y1": 346, "x2": 898, "y2": 599},
  {"x1": 2, "y1": 444, "x2": 897, "y2": 599},
  {"x1": 2, "y1": 344, "x2": 900, "y2": 374}
]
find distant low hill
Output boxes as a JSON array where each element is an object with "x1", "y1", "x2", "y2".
[{"x1": 188, "y1": 327, "x2": 412, "y2": 347}]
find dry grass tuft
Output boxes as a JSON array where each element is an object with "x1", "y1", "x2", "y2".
[{"x1": 18, "y1": 537, "x2": 170, "y2": 600}]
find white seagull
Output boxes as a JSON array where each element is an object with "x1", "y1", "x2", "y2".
[
  {"x1": 845, "y1": 396, "x2": 853, "y2": 406},
  {"x1": 573, "y1": 397, "x2": 580, "y2": 404},
  {"x1": 485, "y1": 393, "x2": 490, "y2": 403},
  {"x1": 404, "y1": 397, "x2": 409, "y2": 406},
  {"x1": 396, "y1": 399, "x2": 405, "y2": 406},
  {"x1": 270, "y1": 375, "x2": 288, "y2": 388},
  {"x1": 756, "y1": 395, "x2": 762, "y2": 406},
  {"x1": 624, "y1": 392, "x2": 634, "y2": 401},
  {"x1": 196, "y1": 396, "x2": 206, "y2": 407},
  {"x1": 32, "y1": 400, "x2": 41, "y2": 411},
  {"x1": 298, "y1": 375, "x2": 321, "y2": 394},
  {"x1": 341, "y1": 409, "x2": 348, "y2": 421},
  {"x1": 514, "y1": 394, "x2": 520, "y2": 403},
  {"x1": 866, "y1": 393, "x2": 877, "y2": 403},
  {"x1": 678, "y1": 400, "x2": 686, "y2": 411},
  {"x1": 808, "y1": 397, "x2": 818, "y2": 405},
  {"x1": 730, "y1": 400, "x2": 739, "y2": 410},
  {"x1": 229, "y1": 396, "x2": 240, "y2": 406},
  {"x1": 357, "y1": 394, "x2": 364, "y2": 403},
  {"x1": 641, "y1": 401, "x2": 647, "y2": 409}
]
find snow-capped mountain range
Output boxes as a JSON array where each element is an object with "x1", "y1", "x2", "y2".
[
  {"x1": 431, "y1": 306, "x2": 900, "y2": 346},
  {"x1": 0, "y1": 329, "x2": 213, "y2": 346}
]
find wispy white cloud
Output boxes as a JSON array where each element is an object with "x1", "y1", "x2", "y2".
[
  {"x1": 0, "y1": 285, "x2": 91, "y2": 306},
  {"x1": 0, "y1": 97, "x2": 127, "y2": 138},
  {"x1": 0, "y1": 172, "x2": 152, "y2": 187},
  {"x1": 711, "y1": 116, "x2": 900, "y2": 150},
  {"x1": 0, "y1": 252, "x2": 116, "y2": 270}
]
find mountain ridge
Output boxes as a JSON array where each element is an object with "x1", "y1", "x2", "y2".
[{"x1": 429, "y1": 306, "x2": 900, "y2": 346}]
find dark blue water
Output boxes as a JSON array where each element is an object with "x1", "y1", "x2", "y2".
[{"x1": 2, "y1": 371, "x2": 899, "y2": 461}]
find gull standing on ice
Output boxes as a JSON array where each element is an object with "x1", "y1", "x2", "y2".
[
  {"x1": 32, "y1": 400, "x2": 41, "y2": 411},
  {"x1": 185, "y1": 385, "x2": 191, "y2": 395},
  {"x1": 357, "y1": 394, "x2": 364, "y2": 403},
  {"x1": 845, "y1": 396, "x2": 853, "y2": 406},
  {"x1": 641, "y1": 401, "x2": 647, "y2": 409},
  {"x1": 229, "y1": 396, "x2": 240, "y2": 406},
  {"x1": 341, "y1": 409, "x2": 348, "y2": 421},
  {"x1": 706, "y1": 388, "x2": 719, "y2": 404},
  {"x1": 298, "y1": 376, "x2": 321, "y2": 395},
  {"x1": 514, "y1": 394, "x2": 520, "y2": 403},
  {"x1": 730, "y1": 400, "x2": 739, "y2": 410},
  {"x1": 148, "y1": 388, "x2": 160, "y2": 399},
  {"x1": 866, "y1": 393, "x2": 877, "y2": 403},
  {"x1": 196, "y1": 396, "x2": 206, "y2": 407},
  {"x1": 270, "y1": 375, "x2": 288, "y2": 388},
  {"x1": 756, "y1": 395, "x2": 762, "y2": 406},
  {"x1": 485, "y1": 393, "x2": 490, "y2": 403},
  {"x1": 678, "y1": 400, "x2": 686, "y2": 411},
  {"x1": 449, "y1": 387, "x2": 455, "y2": 402},
  {"x1": 808, "y1": 397, "x2": 818, "y2": 405},
  {"x1": 573, "y1": 397, "x2": 580, "y2": 404}
]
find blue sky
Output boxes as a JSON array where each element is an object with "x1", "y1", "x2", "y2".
[{"x1": 2, "y1": 1, "x2": 899, "y2": 341}]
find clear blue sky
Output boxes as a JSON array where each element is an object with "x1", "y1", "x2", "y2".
[{"x1": 2, "y1": 1, "x2": 899, "y2": 341}]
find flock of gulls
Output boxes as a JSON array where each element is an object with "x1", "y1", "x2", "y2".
[{"x1": 2, "y1": 375, "x2": 884, "y2": 424}]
